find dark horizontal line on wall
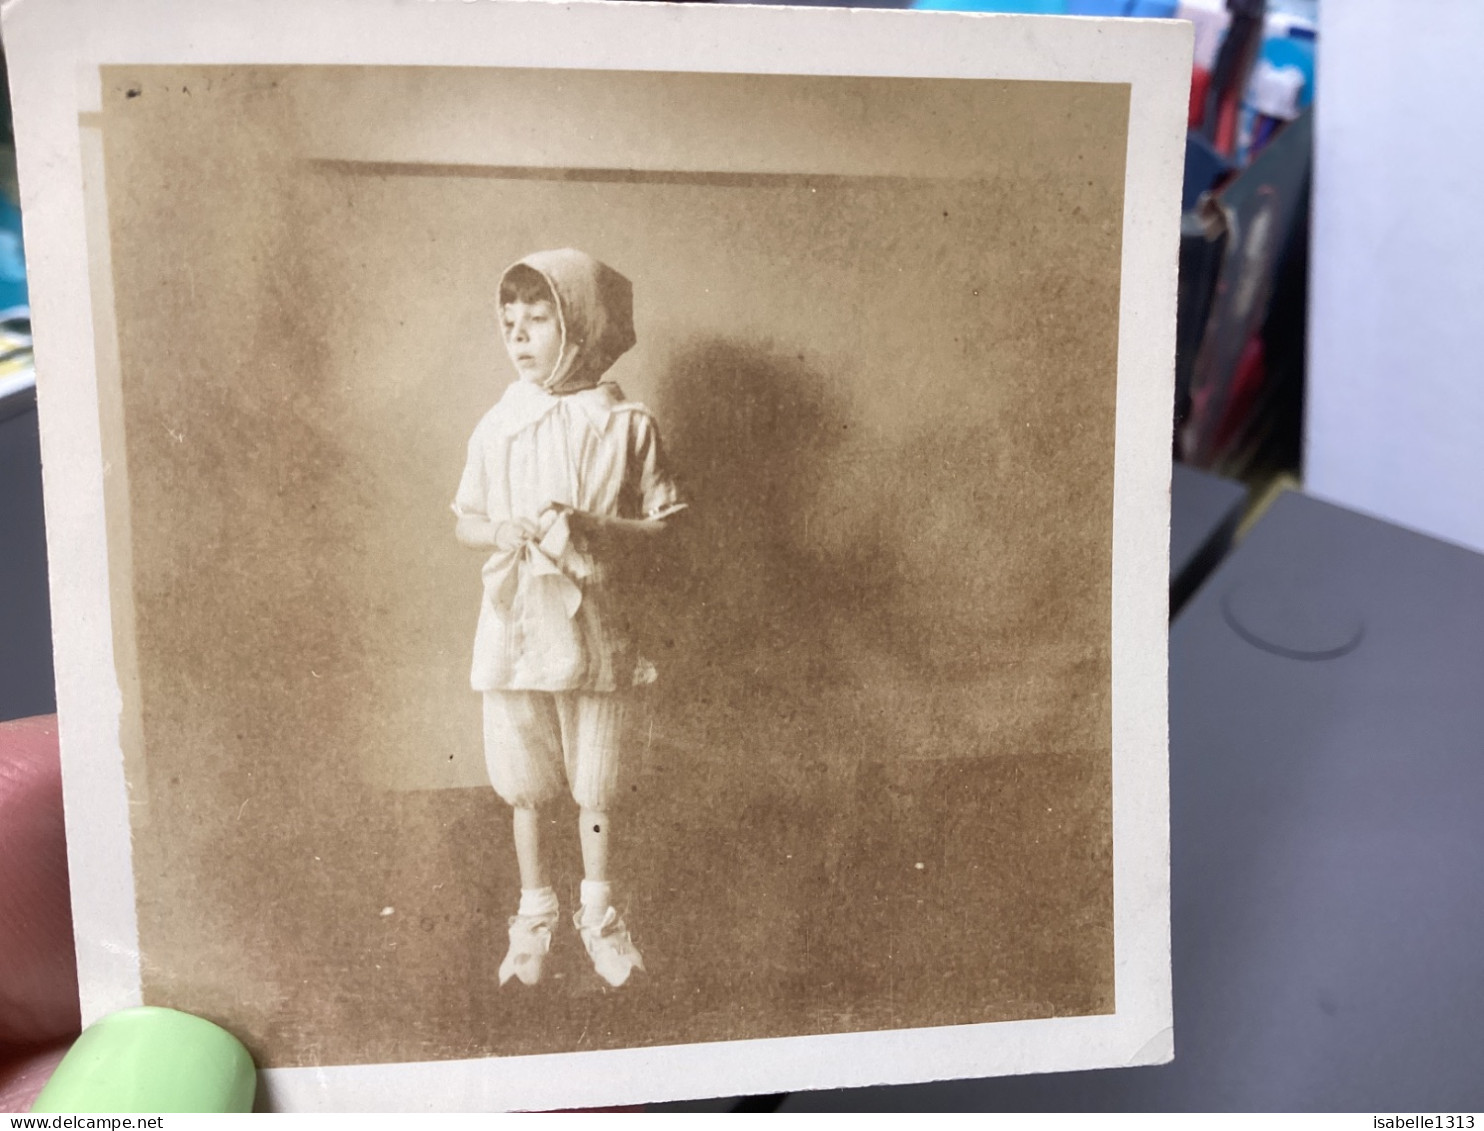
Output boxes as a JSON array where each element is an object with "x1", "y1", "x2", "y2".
[{"x1": 305, "y1": 158, "x2": 978, "y2": 188}]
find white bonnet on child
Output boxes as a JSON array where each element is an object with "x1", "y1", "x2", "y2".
[{"x1": 500, "y1": 249, "x2": 636, "y2": 396}]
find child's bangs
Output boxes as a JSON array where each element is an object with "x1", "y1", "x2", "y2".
[{"x1": 500, "y1": 264, "x2": 557, "y2": 308}]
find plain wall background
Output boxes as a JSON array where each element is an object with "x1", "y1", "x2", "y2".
[
  {"x1": 92, "y1": 65, "x2": 1127, "y2": 1066},
  {"x1": 1307, "y1": 0, "x2": 1484, "y2": 552}
]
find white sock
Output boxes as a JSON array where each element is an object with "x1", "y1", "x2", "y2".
[
  {"x1": 580, "y1": 880, "x2": 613, "y2": 921},
  {"x1": 518, "y1": 886, "x2": 558, "y2": 918}
]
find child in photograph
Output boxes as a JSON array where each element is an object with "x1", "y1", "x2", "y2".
[{"x1": 452, "y1": 249, "x2": 683, "y2": 989}]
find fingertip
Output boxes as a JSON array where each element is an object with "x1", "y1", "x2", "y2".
[
  {"x1": 0, "y1": 715, "x2": 60, "y2": 770},
  {"x1": 0, "y1": 1043, "x2": 69, "y2": 1114},
  {"x1": 0, "y1": 713, "x2": 81, "y2": 1049}
]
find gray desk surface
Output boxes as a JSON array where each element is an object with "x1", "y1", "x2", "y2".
[
  {"x1": 0, "y1": 400, "x2": 53, "y2": 723},
  {"x1": 784, "y1": 491, "x2": 1484, "y2": 1111},
  {"x1": 1170, "y1": 462, "x2": 1246, "y2": 599}
]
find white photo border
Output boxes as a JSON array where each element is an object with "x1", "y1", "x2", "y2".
[{"x1": 5, "y1": 0, "x2": 1187, "y2": 1109}]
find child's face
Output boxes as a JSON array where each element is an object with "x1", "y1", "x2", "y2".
[{"x1": 501, "y1": 300, "x2": 562, "y2": 385}]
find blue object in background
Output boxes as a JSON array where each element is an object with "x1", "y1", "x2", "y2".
[
  {"x1": 1183, "y1": 132, "x2": 1235, "y2": 212},
  {"x1": 1066, "y1": 0, "x2": 1178, "y2": 14},
  {"x1": 911, "y1": 0, "x2": 1177, "y2": 15},
  {"x1": 912, "y1": 0, "x2": 1065, "y2": 11},
  {"x1": 1262, "y1": 34, "x2": 1316, "y2": 110},
  {"x1": 0, "y1": 195, "x2": 28, "y2": 315}
]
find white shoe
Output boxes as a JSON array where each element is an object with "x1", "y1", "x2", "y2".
[
  {"x1": 575, "y1": 906, "x2": 645, "y2": 988},
  {"x1": 499, "y1": 909, "x2": 559, "y2": 986}
]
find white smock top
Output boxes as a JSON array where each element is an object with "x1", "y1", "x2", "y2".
[{"x1": 452, "y1": 249, "x2": 683, "y2": 692}]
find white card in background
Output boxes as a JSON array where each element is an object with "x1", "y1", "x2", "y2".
[{"x1": 1306, "y1": 0, "x2": 1484, "y2": 554}]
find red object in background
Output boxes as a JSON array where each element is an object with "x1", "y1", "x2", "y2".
[
  {"x1": 1214, "y1": 91, "x2": 1240, "y2": 156},
  {"x1": 1211, "y1": 334, "x2": 1266, "y2": 454},
  {"x1": 1190, "y1": 67, "x2": 1211, "y2": 128}
]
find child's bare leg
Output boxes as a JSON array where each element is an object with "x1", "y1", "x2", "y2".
[
  {"x1": 578, "y1": 806, "x2": 610, "y2": 885},
  {"x1": 578, "y1": 807, "x2": 615, "y2": 920},
  {"x1": 575, "y1": 805, "x2": 642, "y2": 984},
  {"x1": 501, "y1": 805, "x2": 559, "y2": 987},
  {"x1": 569, "y1": 694, "x2": 642, "y2": 985},
  {"x1": 512, "y1": 805, "x2": 550, "y2": 890}
]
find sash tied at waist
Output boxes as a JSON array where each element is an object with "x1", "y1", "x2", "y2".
[{"x1": 481, "y1": 510, "x2": 586, "y2": 621}]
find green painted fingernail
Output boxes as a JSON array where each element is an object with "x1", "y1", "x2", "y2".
[{"x1": 31, "y1": 1007, "x2": 257, "y2": 1113}]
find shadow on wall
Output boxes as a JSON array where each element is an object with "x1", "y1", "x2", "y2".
[
  {"x1": 611, "y1": 339, "x2": 1114, "y2": 1036},
  {"x1": 652, "y1": 337, "x2": 852, "y2": 693},
  {"x1": 638, "y1": 333, "x2": 1104, "y2": 789},
  {"x1": 641, "y1": 337, "x2": 1024, "y2": 787}
]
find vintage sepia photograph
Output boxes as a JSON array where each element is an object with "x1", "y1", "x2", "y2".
[{"x1": 8, "y1": 0, "x2": 1185, "y2": 1109}]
